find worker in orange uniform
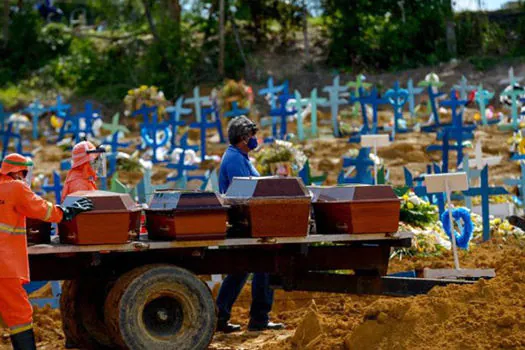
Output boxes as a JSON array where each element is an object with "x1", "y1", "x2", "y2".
[
  {"x1": 0, "y1": 153, "x2": 94, "y2": 350},
  {"x1": 60, "y1": 141, "x2": 104, "y2": 349},
  {"x1": 62, "y1": 140, "x2": 106, "y2": 201}
]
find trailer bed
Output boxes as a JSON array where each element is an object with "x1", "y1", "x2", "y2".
[{"x1": 28, "y1": 231, "x2": 413, "y2": 255}]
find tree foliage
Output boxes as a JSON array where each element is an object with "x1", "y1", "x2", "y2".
[{"x1": 1, "y1": 0, "x2": 524, "y2": 104}]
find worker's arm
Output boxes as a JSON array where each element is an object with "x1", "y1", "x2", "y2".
[{"x1": 14, "y1": 182, "x2": 63, "y2": 223}]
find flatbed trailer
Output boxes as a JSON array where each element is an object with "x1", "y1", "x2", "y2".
[{"x1": 27, "y1": 232, "x2": 469, "y2": 350}]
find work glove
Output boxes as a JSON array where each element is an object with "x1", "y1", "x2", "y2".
[{"x1": 60, "y1": 198, "x2": 94, "y2": 222}]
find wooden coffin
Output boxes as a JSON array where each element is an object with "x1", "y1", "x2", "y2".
[
  {"x1": 26, "y1": 218, "x2": 52, "y2": 245},
  {"x1": 224, "y1": 177, "x2": 311, "y2": 238},
  {"x1": 309, "y1": 185, "x2": 400, "y2": 234},
  {"x1": 59, "y1": 191, "x2": 141, "y2": 245},
  {"x1": 145, "y1": 190, "x2": 228, "y2": 241}
]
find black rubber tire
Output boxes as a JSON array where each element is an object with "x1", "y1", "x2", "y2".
[
  {"x1": 104, "y1": 264, "x2": 217, "y2": 350},
  {"x1": 60, "y1": 279, "x2": 116, "y2": 349}
]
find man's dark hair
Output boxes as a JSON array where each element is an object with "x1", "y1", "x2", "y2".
[{"x1": 227, "y1": 116, "x2": 258, "y2": 145}]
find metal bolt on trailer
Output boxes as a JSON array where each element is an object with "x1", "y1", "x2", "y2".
[{"x1": 28, "y1": 232, "x2": 472, "y2": 350}]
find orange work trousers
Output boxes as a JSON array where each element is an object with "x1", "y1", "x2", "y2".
[{"x1": 0, "y1": 278, "x2": 33, "y2": 334}]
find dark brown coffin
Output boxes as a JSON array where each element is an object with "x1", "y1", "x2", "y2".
[
  {"x1": 59, "y1": 191, "x2": 141, "y2": 245},
  {"x1": 26, "y1": 218, "x2": 52, "y2": 245},
  {"x1": 224, "y1": 177, "x2": 311, "y2": 238},
  {"x1": 309, "y1": 185, "x2": 400, "y2": 234},
  {"x1": 145, "y1": 190, "x2": 228, "y2": 241}
]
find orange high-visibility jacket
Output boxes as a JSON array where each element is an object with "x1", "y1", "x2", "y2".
[
  {"x1": 62, "y1": 163, "x2": 97, "y2": 201},
  {"x1": 0, "y1": 175, "x2": 63, "y2": 282}
]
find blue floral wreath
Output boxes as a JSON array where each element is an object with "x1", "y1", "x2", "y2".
[{"x1": 441, "y1": 207, "x2": 474, "y2": 250}]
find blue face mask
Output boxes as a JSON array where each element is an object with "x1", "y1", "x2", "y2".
[{"x1": 247, "y1": 136, "x2": 258, "y2": 150}]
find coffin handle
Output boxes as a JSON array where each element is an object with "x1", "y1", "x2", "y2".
[
  {"x1": 28, "y1": 229, "x2": 39, "y2": 235},
  {"x1": 335, "y1": 223, "x2": 348, "y2": 232},
  {"x1": 159, "y1": 226, "x2": 170, "y2": 232}
]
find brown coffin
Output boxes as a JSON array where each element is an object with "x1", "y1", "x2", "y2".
[
  {"x1": 309, "y1": 185, "x2": 400, "y2": 234},
  {"x1": 59, "y1": 191, "x2": 141, "y2": 245},
  {"x1": 26, "y1": 218, "x2": 52, "y2": 245},
  {"x1": 145, "y1": 190, "x2": 228, "y2": 241},
  {"x1": 224, "y1": 177, "x2": 311, "y2": 238}
]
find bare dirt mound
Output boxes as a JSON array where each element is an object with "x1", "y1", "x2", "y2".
[{"x1": 345, "y1": 254, "x2": 525, "y2": 350}]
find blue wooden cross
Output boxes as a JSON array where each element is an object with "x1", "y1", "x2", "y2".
[
  {"x1": 406, "y1": 79, "x2": 423, "y2": 118},
  {"x1": 503, "y1": 160, "x2": 525, "y2": 208},
  {"x1": 426, "y1": 129, "x2": 467, "y2": 173},
  {"x1": 299, "y1": 159, "x2": 327, "y2": 186},
  {"x1": 463, "y1": 166, "x2": 508, "y2": 241},
  {"x1": 418, "y1": 79, "x2": 447, "y2": 132},
  {"x1": 25, "y1": 281, "x2": 61, "y2": 309},
  {"x1": 102, "y1": 132, "x2": 132, "y2": 178},
  {"x1": 474, "y1": 84, "x2": 495, "y2": 126},
  {"x1": 211, "y1": 101, "x2": 226, "y2": 144},
  {"x1": 76, "y1": 101, "x2": 101, "y2": 139},
  {"x1": 189, "y1": 107, "x2": 221, "y2": 158},
  {"x1": 307, "y1": 88, "x2": 327, "y2": 138},
  {"x1": 22, "y1": 100, "x2": 48, "y2": 139},
  {"x1": 48, "y1": 95, "x2": 71, "y2": 118},
  {"x1": 165, "y1": 97, "x2": 191, "y2": 150},
  {"x1": 185, "y1": 86, "x2": 211, "y2": 123},
  {"x1": 347, "y1": 74, "x2": 372, "y2": 117},
  {"x1": 1, "y1": 122, "x2": 32, "y2": 159},
  {"x1": 166, "y1": 146, "x2": 200, "y2": 185},
  {"x1": 337, "y1": 148, "x2": 374, "y2": 184},
  {"x1": 384, "y1": 81, "x2": 410, "y2": 138},
  {"x1": 42, "y1": 171, "x2": 63, "y2": 205},
  {"x1": 137, "y1": 105, "x2": 170, "y2": 163},
  {"x1": 322, "y1": 76, "x2": 348, "y2": 137},
  {"x1": 269, "y1": 92, "x2": 296, "y2": 140},
  {"x1": 500, "y1": 84, "x2": 523, "y2": 130},
  {"x1": 56, "y1": 111, "x2": 81, "y2": 143},
  {"x1": 60, "y1": 159, "x2": 72, "y2": 171},
  {"x1": 258, "y1": 77, "x2": 287, "y2": 109},
  {"x1": 223, "y1": 101, "x2": 250, "y2": 119},
  {"x1": 132, "y1": 104, "x2": 157, "y2": 122},
  {"x1": 0, "y1": 103, "x2": 8, "y2": 133},
  {"x1": 348, "y1": 87, "x2": 387, "y2": 143},
  {"x1": 453, "y1": 76, "x2": 476, "y2": 102},
  {"x1": 291, "y1": 90, "x2": 310, "y2": 141},
  {"x1": 436, "y1": 89, "x2": 475, "y2": 142}
]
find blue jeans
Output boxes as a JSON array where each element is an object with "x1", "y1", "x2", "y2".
[{"x1": 216, "y1": 273, "x2": 274, "y2": 325}]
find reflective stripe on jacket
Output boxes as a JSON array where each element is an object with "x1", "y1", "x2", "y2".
[
  {"x1": 0, "y1": 175, "x2": 63, "y2": 281},
  {"x1": 62, "y1": 163, "x2": 97, "y2": 201}
]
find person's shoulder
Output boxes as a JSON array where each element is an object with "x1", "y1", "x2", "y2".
[
  {"x1": 0, "y1": 178, "x2": 31, "y2": 193},
  {"x1": 223, "y1": 146, "x2": 243, "y2": 160}
]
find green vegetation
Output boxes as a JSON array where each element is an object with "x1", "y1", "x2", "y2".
[{"x1": 1, "y1": 1, "x2": 525, "y2": 105}]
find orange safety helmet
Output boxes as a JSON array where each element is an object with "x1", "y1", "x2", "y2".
[
  {"x1": 0, "y1": 153, "x2": 33, "y2": 175},
  {"x1": 72, "y1": 141, "x2": 99, "y2": 169}
]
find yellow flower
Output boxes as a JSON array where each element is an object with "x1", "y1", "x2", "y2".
[
  {"x1": 127, "y1": 90, "x2": 134, "y2": 96},
  {"x1": 402, "y1": 194, "x2": 409, "y2": 201},
  {"x1": 492, "y1": 218, "x2": 501, "y2": 225},
  {"x1": 407, "y1": 202, "x2": 414, "y2": 209},
  {"x1": 139, "y1": 85, "x2": 148, "y2": 91}
]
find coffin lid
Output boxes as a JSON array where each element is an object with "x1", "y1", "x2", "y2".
[
  {"x1": 63, "y1": 190, "x2": 141, "y2": 214},
  {"x1": 147, "y1": 189, "x2": 227, "y2": 211},
  {"x1": 308, "y1": 185, "x2": 399, "y2": 203},
  {"x1": 225, "y1": 176, "x2": 310, "y2": 199}
]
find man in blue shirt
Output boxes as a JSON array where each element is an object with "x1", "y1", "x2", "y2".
[{"x1": 216, "y1": 116, "x2": 285, "y2": 333}]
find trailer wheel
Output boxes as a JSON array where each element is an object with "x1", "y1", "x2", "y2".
[
  {"x1": 60, "y1": 279, "x2": 115, "y2": 349},
  {"x1": 105, "y1": 264, "x2": 216, "y2": 350}
]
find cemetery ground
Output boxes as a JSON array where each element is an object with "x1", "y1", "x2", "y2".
[
  {"x1": 1, "y1": 105, "x2": 525, "y2": 349},
  {"x1": 0, "y1": 233, "x2": 522, "y2": 350}
]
